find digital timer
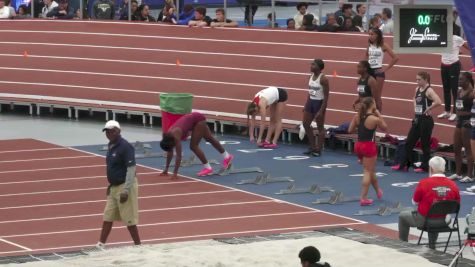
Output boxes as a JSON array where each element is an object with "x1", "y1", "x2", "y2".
[{"x1": 393, "y1": 5, "x2": 453, "y2": 54}]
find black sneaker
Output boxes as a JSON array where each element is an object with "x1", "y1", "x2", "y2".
[{"x1": 303, "y1": 149, "x2": 321, "y2": 157}]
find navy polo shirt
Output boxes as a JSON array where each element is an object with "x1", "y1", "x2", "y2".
[{"x1": 106, "y1": 137, "x2": 136, "y2": 185}]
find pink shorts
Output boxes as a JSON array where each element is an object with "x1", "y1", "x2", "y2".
[{"x1": 355, "y1": 141, "x2": 377, "y2": 160}]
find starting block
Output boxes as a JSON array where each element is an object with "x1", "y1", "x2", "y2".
[
  {"x1": 354, "y1": 202, "x2": 404, "y2": 216},
  {"x1": 275, "y1": 183, "x2": 334, "y2": 195},
  {"x1": 170, "y1": 155, "x2": 219, "y2": 167},
  {"x1": 215, "y1": 164, "x2": 263, "y2": 176},
  {"x1": 136, "y1": 151, "x2": 166, "y2": 159},
  {"x1": 237, "y1": 173, "x2": 293, "y2": 185},
  {"x1": 312, "y1": 192, "x2": 359, "y2": 205}
]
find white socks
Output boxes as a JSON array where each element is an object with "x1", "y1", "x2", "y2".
[
  {"x1": 222, "y1": 151, "x2": 230, "y2": 159},
  {"x1": 204, "y1": 163, "x2": 211, "y2": 169}
]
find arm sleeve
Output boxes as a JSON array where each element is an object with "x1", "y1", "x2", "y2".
[
  {"x1": 413, "y1": 182, "x2": 423, "y2": 204},
  {"x1": 122, "y1": 165, "x2": 136, "y2": 193}
]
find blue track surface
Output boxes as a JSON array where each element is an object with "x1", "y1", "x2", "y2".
[{"x1": 76, "y1": 134, "x2": 475, "y2": 225}]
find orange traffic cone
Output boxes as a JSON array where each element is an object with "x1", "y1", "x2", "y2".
[
  {"x1": 332, "y1": 70, "x2": 337, "y2": 77},
  {"x1": 176, "y1": 59, "x2": 181, "y2": 66},
  {"x1": 23, "y1": 51, "x2": 29, "y2": 57}
]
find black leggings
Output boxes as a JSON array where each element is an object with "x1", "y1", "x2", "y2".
[
  {"x1": 400, "y1": 116, "x2": 434, "y2": 171},
  {"x1": 441, "y1": 61, "x2": 462, "y2": 113}
]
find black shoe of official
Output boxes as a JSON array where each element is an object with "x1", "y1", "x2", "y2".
[{"x1": 303, "y1": 148, "x2": 321, "y2": 157}]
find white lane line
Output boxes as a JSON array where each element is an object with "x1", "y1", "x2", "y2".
[
  {"x1": 1, "y1": 211, "x2": 319, "y2": 238},
  {"x1": 0, "y1": 222, "x2": 366, "y2": 255},
  {"x1": 0, "y1": 190, "x2": 235, "y2": 210},
  {"x1": 0, "y1": 147, "x2": 67, "y2": 153},
  {"x1": 0, "y1": 165, "x2": 105, "y2": 174},
  {"x1": 0, "y1": 200, "x2": 276, "y2": 224},
  {"x1": 0, "y1": 155, "x2": 96, "y2": 164},
  {"x1": 0, "y1": 238, "x2": 32, "y2": 251},
  {"x1": 0, "y1": 41, "x2": 455, "y2": 70},
  {"x1": 0, "y1": 29, "x2": 368, "y2": 50},
  {"x1": 0, "y1": 171, "x2": 159, "y2": 185},
  {"x1": 0, "y1": 180, "x2": 199, "y2": 197}
]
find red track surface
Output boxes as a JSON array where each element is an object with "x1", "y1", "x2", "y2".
[
  {"x1": 0, "y1": 20, "x2": 473, "y2": 143},
  {"x1": 0, "y1": 138, "x2": 375, "y2": 256}
]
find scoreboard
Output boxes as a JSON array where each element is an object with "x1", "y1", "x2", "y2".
[{"x1": 393, "y1": 5, "x2": 453, "y2": 53}]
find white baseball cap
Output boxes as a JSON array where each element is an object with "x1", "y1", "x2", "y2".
[{"x1": 102, "y1": 120, "x2": 121, "y2": 131}]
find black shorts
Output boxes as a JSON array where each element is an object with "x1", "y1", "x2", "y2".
[
  {"x1": 304, "y1": 98, "x2": 323, "y2": 115},
  {"x1": 456, "y1": 115, "x2": 472, "y2": 129},
  {"x1": 370, "y1": 68, "x2": 386, "y2": 79},
  {"x1": 277, "y1": 88, "x2": 288, "y2": 102}
]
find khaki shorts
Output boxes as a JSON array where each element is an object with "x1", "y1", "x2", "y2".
[{"x1": 103, "y1": 178, "x2": 139, "y2": 226}]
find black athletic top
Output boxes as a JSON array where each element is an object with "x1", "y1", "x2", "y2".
[
  {"x1": 358, "y1": 114, "x2": 376, "y2": 142},
  {"x1": 456, "y1": 89, "x2": 474, "y2": 113},
  {"x1": 414, "y1": 86, "x2": 433, "y2": 117},
  {"x1": 357, "y1": 76, "x2": 372, "y2": 98}
]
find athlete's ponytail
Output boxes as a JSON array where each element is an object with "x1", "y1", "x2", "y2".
[
  {"x1": 358, "y1": 97, "x2": 374, "y2": 122},
  {"x1": 462, "y1": 71, "x2": 474, "y2": 88}
]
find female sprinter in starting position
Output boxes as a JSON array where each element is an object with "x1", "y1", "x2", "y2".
[
  {"x1": 246, "y1": 86, "x2": 288, "y2": 148},
  {"x1": 392, "y1": 71, "x2": 441, "y2": 172},
  {"x1": 302, "y1": 59, "x2": 329, "y2": 157},
  {"x1": 366, "y1": 28, "x2": 399, "y2": 112},
  {"x1": 160, "y1": 112, "x2": 234, "y2": 177},
  {"x1": 349, "y1": 97, "x2": 387, "y2": 206},
  {"x1": 450, "y1": 72, "x2": 475, "y2": 182}
]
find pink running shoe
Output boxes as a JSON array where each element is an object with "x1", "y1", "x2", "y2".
[
  {"x1": 360, "y1": 198, "x2": 374, "y2": 206},
  {"x1": 414, "y1": 168, "x2": 426, "y2": 173},
  {"x1": 257, "y1": 140, "x2": 270, "y2": 147},
  {"x1": 263, "y1": 143, "x2": 278, "y2": 149},
  {"x1": 377, "y1": 189, "x2": 383, "y2": 200},
  {"x1": 197, "y1": 167, "x2": 213, "y2": 177},
  {"x1": 391, "y1": 164, "x2": 408, "y2": 171},
  {"x1": 223, "y1": 154, "x2": 234, "y2": 169}
]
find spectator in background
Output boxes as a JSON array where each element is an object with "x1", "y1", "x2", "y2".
[
  {"x1": 352, "y1": 15, "x2": 364, "y2": 32},
  {"x1": 293, "y1": 2, "x2": 318, "y2": 30},
  {"x1": 92, "y1": 0, "x2": 114, "y2": 20},
  {"x1": 157, "y1": 4, "x2": 176, "y2": 24},
  {"x1": 381, "y1": 8, "x2": 393, "y2": 34},
  {"x1": 119, "y1": 0, "x2": 138, "y2": 20},
  {"x1": 136, "y1": 4, "x2": 155, "y2": 22},
  {"x1": 298, "y1": 246, "x2": 331, "y2": 267},
  {"x1": 336, "y1": 3, "x2": 352, "y2": 26},
  {"x1": 354, "y1": 4, "x2": 367, "y2": 31},
  {"x1": 177, "y1": 4, "x2": 194, "y2": 25},
  {"x1": 340, "y1": 16, "x2": 358, "y2": 32},
  {"x1": 188, "y1": 6, "x2": 212, "y2": 27},
  {"x1": 318, "y1": 13, "x2": 339, "y2": 32},
  {"x1": 300, "y1": 13, "x2": 317, "y2": 31},
  {"x1": 286, "y1": 18, "x2": 295, "y2": 30},
  {"x1": 369, "y1": 14, "x2": 382, "y2": 31},
  {"x1": 16, "y1": 4, "x2": 30, "y2": 18},
  {"x1": 267, "y1": 12, "x2": 278, "y2": 28},
  {"x1": 0, "y1": 0, "x2": 11, "y2": 18},
  {"x1": 40, "y1": 0, "x2": 58, "y2": 18},
  {"x1": 242, "y1": 0, "x2": 258, "y2": 26},
  {"x1": 47, "y1": 0, "x2": 74, "y2": 19},
  {"x1": 211, "y1": 8, "x2": 237, "y2": 27}
]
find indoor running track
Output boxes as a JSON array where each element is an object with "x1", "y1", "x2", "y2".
[{"x1": 0, "y1": 138, "x2": 368, "y2": 257}]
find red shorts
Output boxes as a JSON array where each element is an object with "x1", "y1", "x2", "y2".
[{"x1": 355, "y1": 141, "x2": 377, "y2": 160}]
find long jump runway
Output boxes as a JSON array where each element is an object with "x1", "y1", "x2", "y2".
[{"x1": 0, "y1": 138, "x2": 366, "y2": 257}]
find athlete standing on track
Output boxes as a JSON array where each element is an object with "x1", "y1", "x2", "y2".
[
  {"x1": 160, "y1": 112, "x2": 234, "y2": 177},
  {"x1": 302, "y1": 59, "x2": 329, "y2": 157},
  {"x1": 450, "y1": 72, "x2": 475, "y2": 182},
  {"x1": 246, "y1": 86, "x2": 288, "y2": 148},
  {"x1": 348, "y1": 97, "x2": 387, "y2": 206},
  {"x1": 392, "y1": 72, "x2": 441, "y2": 173},
  {"x1": 366, "y1": 28, "x2": 399, "y2": 112},
  {"x1": 353, "y1": 60, "x2": 377, "y2": 110}
]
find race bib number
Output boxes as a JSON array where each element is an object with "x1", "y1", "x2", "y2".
[
  {"x1": 357, "y1": 85, "x2": 365, "y2": 94},
  {"x1": 309, "y1": 89, "x2": 317, "y2": 96},
  {"x1": 471, "y1": 118, "x2": 475, "y2": 127},
  {"x1": 369, "y1": 59, "x2": 377, "y2": 65},
  {"x1": 415, "y1": 105, "x2": 423, "y2": 115},
  {"x1": 456, "y1": 100, "x2": 463, "y2": 110}
]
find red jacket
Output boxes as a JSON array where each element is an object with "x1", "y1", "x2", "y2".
[{"x1": 413, "y1": 174, "x2": 460, "y2": 217}]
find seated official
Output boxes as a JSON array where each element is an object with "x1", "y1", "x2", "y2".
[{"x1": 398, "y1": 156, "x2": 460, "y2": 249}]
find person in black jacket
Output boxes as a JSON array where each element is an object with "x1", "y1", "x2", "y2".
[
  {"x1": 299, "y1": 246, "x2": 331, "y2": 267},
  {"x1": 92, "y1": 0, "x2": 114, "y2": 20},
  {"x1": 136, "y1": 4, "x2": 155, "y2": 22}
]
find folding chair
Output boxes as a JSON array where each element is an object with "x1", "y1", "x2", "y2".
[{"x1": 417, "y1": 200, "x2": 461, "y2": 252}]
